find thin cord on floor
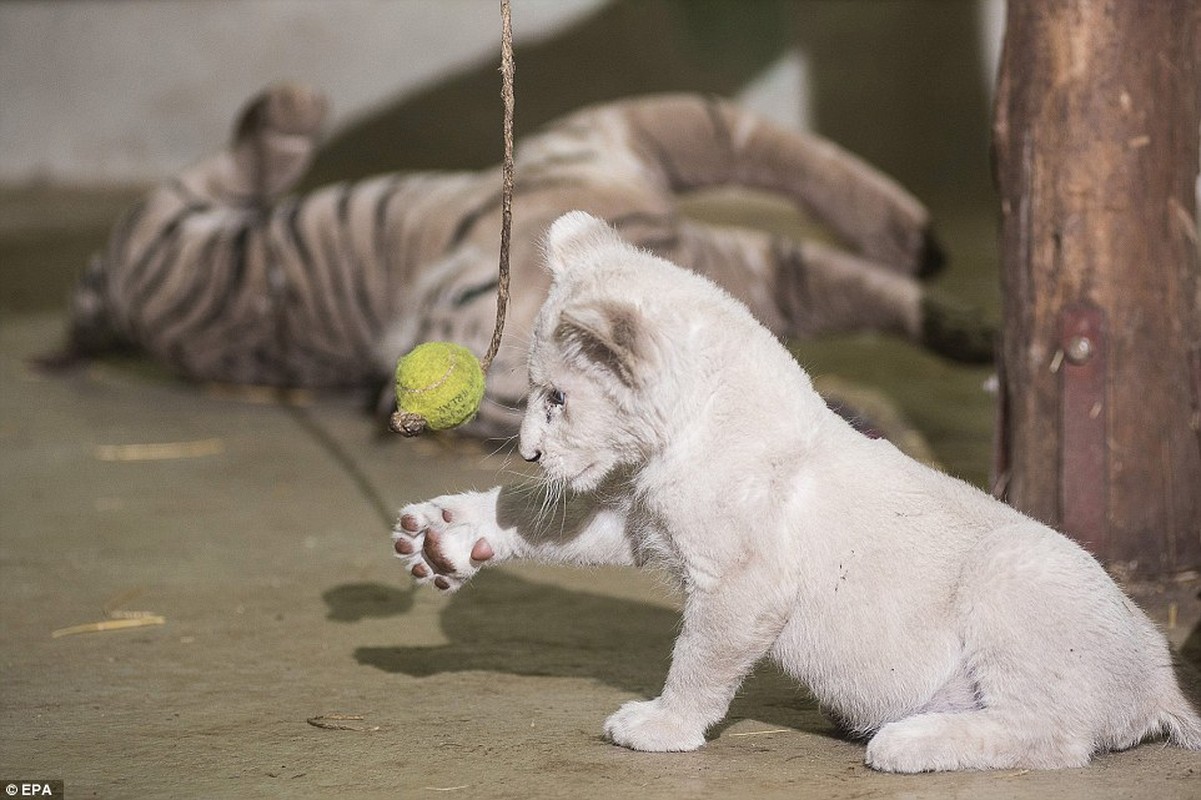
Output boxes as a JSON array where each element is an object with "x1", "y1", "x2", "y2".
[{"x1": 284, "y1": 403, "x2": 396, "y2": 533}]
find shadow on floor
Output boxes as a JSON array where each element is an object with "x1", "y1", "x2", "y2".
[
  {"x1": 342, "y1": 570, "x2": 832, "y2": 739},
  {"x1": 322, "y1": 582, "x2": 416, "y2": 622},
  {"x1": 333, "y1": 572, "x2": 1201, "y2": 741}
]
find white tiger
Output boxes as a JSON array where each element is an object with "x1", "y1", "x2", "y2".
[
  {"x1": 390, "y1": 211, "x2": 1201, "y2": 771},
  {"x1": 43, "y1": 84, "x2": 990, "y2": 436}
]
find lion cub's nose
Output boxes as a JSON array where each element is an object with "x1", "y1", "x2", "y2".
[{"x1": 522, "y1": 448, "x2": 542, "y2": 463}]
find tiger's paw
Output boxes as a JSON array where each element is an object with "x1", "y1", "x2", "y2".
[
  {"x1": 920, "y1": 289, "x2": 996, "y2": 364},
  {"x1": 231, "y1": 83, "x2": 328, "y2": 198},
  {"x1": 237, "y1": 83, "x2": 328, "y2": 141},
  {"x1": 391, "y1": 500, "x2": 494, "y2": 593}
]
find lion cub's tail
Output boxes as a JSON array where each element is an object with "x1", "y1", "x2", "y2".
[{"x1": 1159, "y1": 653, "x2": 1201, "y2": 749}]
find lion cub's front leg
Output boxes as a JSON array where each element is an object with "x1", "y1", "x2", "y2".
[
  {"x1": 392, "y1": 490, "x2": 506, "y2": 593},
  {"x1": 393, "y1": 486, "x2": 637, "y2": 593}
]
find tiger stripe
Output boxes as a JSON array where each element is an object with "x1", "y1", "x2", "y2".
[{"x1": 57, "y1": 88, "x2": 950, "y2": 434}]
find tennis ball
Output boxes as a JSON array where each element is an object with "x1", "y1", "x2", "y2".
[{"x1": 390, "y1": 342, "x2": 486, "y2": 436}]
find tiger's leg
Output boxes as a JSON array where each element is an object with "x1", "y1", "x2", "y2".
[
  {"x1": 666, "y1": 220, "x2": 994, "y2": 363},
  {"x1": 180, "y1": 83, "x2": 328, "y2": 205},
  {"x1": 598, "y1": 94, "x2": 942, "y2": 275}
]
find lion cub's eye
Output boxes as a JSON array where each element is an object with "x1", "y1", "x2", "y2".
[{"x1": 548, "y1": 388, "x2": 566, "y2": 407}]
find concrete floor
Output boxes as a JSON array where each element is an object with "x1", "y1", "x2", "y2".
[
  {"x1": 2, "y1": 309, "x2": 1200, "y2": 799},
  {"x1": 2, "y1": 180, "x2": 1199, "y2": 797}
]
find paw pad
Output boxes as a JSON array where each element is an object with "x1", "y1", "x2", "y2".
[{"x1": 391, "y1": 502, "x2": 493, "y2": 593}]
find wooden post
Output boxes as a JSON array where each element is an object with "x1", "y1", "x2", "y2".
[{"x1": 993, "y1": 0, "x2": 1201, "y2": 578}]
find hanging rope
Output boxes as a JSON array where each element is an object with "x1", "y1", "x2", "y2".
[
  {"x1": 481, "y1": 0, "x2": 515, "y2": 374},
  {"x1": 386, "y1": 0, "x2": 516, "y2": 436}
]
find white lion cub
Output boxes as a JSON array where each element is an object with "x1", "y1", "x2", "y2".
[{"x1": 392, "y1": 211, "x2": 1201, "y2": 771}]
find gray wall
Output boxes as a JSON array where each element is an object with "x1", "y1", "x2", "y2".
[
  {"x1": 0, "y1": 0, "x2": 1003, "y2": 187},
  {"x1": 0, "y1": 0, "x2": 602, "y2": 183}
]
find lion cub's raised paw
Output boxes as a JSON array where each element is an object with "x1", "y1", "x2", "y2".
[{"x1": 391, "y1": 501, "x2": 494, "y2": 593}]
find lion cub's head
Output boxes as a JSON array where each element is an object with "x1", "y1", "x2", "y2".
[{"x1": 518, "y1": 212, "x2": 684, "y2": 492}]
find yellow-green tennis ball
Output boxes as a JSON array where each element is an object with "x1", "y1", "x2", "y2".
[{"x1": 393, "y1": 342, "x2": 486, "y2": 433}]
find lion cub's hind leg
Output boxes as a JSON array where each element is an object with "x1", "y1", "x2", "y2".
[
  {"x1": 865, "y1": 522, "x2": 1183, "y2": 773},
  {"x1": 865, "y1": 709, "x2": 1093, "y2": 773}
]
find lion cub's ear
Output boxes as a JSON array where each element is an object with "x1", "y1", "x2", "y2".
[
  {"x1": 543, "y1": 211, "x2": 621, "y2": 277},
  {"x1": 555, "y1": 299, "x2": 645, "y2": 388}
]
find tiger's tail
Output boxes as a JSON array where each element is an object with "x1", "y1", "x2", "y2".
[{"x1": 608, "y1": 94, "x2": 942, "y2": 277}]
